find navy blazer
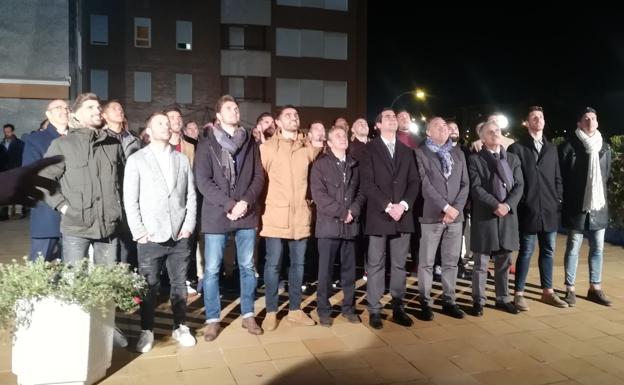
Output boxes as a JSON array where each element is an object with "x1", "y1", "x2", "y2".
[{"x1": 22, "y1": 124, "x2": 62, "y2": 238}]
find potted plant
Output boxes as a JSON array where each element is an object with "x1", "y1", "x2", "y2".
[{"x1": 0, "y1": 258, "x2": 146, "y2": 385}]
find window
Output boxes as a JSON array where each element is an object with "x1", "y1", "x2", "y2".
[
  {"x1": 134, "y1": 72, "x2": 151, "y2": 102},
  {"x1": 277, "y1": 0, "x2": 348, "y2": 11},
  {"x1": 176, "y1": 20, "x2": 192, "y2": 50},
  {"x1": 300, "y1": 79, "x2": 323, "y2": 107},
  {"x1": 276, "y1": 78, "x2": 346, "y2": 108},
  {"x1": 300, "y1": 30, "x2": 323, "y2": 58},
  {"x1": 228, "y1": 77, "x2": 244, "y2": 99},
  {"x1": 325, "y1": 0, "x2": 348, "y2": 11},
  {"x1": 275, "y1": 28, "x2": 347, "y2": 60},
  {"x1": 176, "y1": 74, "x2": 193, "y2": 103},
  {"x1": 134, "y1": 17, "x2": 151, "y2": 48},
  {"x1": 90, "y1": 14, "x2": 108, "y2": 45},
  {"x1": 323, "y1": 80, "x2": 347, "y2": 108},
  {"x1": 324, "y1": 32, "x2": 347, "y2": 60},
  {"x1": 90, "y1": 69, "x2": 108, "y2": 100},
  {"x1": 229, "y1": 27, "x2": 244, "y2": 49},
  {"x1": 276, "y1": 78, "x2": 301, "y2": 106},
  {"x1": 275, "y1": 28, "x2": 300, "y2": 57}
]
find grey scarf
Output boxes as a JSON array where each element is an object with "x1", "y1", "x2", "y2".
[{"x1": 213, "y1": 125, "x2": 247, "y2": 191}]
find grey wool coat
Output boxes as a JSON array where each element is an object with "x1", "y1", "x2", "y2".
[{"x1": 468, "y1": 148, "x2": 524, "y2": 254}]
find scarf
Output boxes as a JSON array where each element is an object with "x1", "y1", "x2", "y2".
[
  {"x1": 213, "y1": 125, "x2": 247, "y2": 191},
  {"x1": 482, "y1": 147, "x2": 514, "y2": 202},
  {"x1": 575, "y1": 128, "x2": 605, "y2": 211},
  {"x1": 425, "y1": 137, "x2": 454, "y2": 179}
]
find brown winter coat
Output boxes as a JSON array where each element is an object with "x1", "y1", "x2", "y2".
[{"x1": 259, "y1": 131, "x2": 321, "y2": 240}]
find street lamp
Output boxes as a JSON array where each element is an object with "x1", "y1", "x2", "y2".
[{"x1": 390, "y1": 88, "x2": 427, "y2": 108}]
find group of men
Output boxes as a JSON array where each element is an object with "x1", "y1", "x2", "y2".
[{"x1": 20, "y1": 92, "x2": 613, "y2": 353}]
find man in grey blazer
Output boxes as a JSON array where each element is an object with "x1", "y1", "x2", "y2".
[
  {"x1": 468, "y1": 120, "x2": 524, "y2": 316},
  {"x1": 124, "y1": 112, "x2": 197, "y2": 353},
  {"x1": 415, "y1": 117, "x2": 469, "y2": 321}
]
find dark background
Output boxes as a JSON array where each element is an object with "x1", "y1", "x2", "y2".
[{"x1": 367, "y1": 7, "x2": 624, "y2": 140}]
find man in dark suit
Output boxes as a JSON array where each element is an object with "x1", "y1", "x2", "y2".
[
  {"x1": 22, "y1": 100, "x2": 69, "y2": 260},
  {"x1": 1, "y1": 123, "x2": 25, "y2": 220},
  {"x1": 360, "y1": 108, "x2": 420, "y2": 329},
  {"x1": 468, "y1": 120, "x2": 524, "y2": 316},
  {"x1": 415, "y1": 117, "x2": 469, "y2": 321},
  {"x1": 508, "y1": 106, "x2": 568, "y2": 311}
]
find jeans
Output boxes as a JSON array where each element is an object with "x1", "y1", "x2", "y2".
[
  {"x1": 564, "y1": 228, "x2": 605, "y2": 286},
  {"x1": 62, "y1": 234, "x2": 118, "y2": 266},
  {"x1": 264, "y1": 237, "x2": 307, "y2": 313},
  {"x1": 137, "y1": 238, "x2": 190, "y2": 330},
  {"x1": 203, "y1": 229, "x2": 257, "y2": 322},
  {"x1": 514, "y1": 231, "x2": 556, "y2": 291}
]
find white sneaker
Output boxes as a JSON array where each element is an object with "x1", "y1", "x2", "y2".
[
  {"x1": 113, "y1": 327, "x2": 128, "y2": 348},
  {"x1": 136, "y1": 330, "x2": 154, "y2": 353},
  {"x1": 186, "y1": 281, "x2": 198, "y2": 295},
  {"x1": 172, "y1": 325, "x2": 196, "y2": 347}
]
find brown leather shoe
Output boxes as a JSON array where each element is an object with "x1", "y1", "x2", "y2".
[
  {"x1": 262, "y1": 312, "x2": 278, "y2": 331},
  {"x1": 242, "y1": 317, "x2": 264, "y2": 335},
  {"x1": 203, "y1": 322, "x2": 220, "y2": 342},
  {"x1": 287, "y1": 310, "x2": 315, "y2": 326}
]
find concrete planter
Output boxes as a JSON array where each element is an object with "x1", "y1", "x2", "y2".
[{"x1": 12, "y1": 297, "x2": 114, "y2": 385}]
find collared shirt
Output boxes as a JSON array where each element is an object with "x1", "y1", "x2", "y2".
[
  {"x1": 2, "y1": 137, "x2": 13, "y2": 150},
  {"x1": 149, "y1": 143, "x2": 174, "y2": 192},
  {"x1": 380, "y1": 135, "x2": 395, "y2": 157}
]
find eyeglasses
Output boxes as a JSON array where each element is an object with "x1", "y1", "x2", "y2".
[{"x1": 47, "y1": 106, "x2": 70, "y2": 112}]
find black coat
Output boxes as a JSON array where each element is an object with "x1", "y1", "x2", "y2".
[
  {"x1": 508, "y1": 134, "x2": 562, "y2": 233},
  {"x1": 360, "y1": 136, "x2": 420, "y2": 235},
  {"x1": 194, "y1": 127, "x2": 265, "y2": 233},
  {"x1": 468, "y1": 149, "x2": 524, "y2": 253},
  {"x1": 310, "y1": 152, "x2": 365, "y2": 239},
  {"x1": 0, "y1": 137, "x2": 24, "y2": 170},
  {"x1": 558, "y1": 133, "x2": 611, "y2": 231}
]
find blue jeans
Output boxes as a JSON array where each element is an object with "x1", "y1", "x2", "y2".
[
  {"x1": 264, "y1": 237, "x2": 307, "y2": 313},
  {"x1": 564, "y1": 229, "x2": 605, "y2": 286},
  {"x1": 514, "y1": 231, "x2": 556, "y2": 291},
  {"x1": 203, "y1": 229, "x2": 257, "y2": 322},
  {"x1": 62, "y1": 234, "x2": 118, "y2": 266}
]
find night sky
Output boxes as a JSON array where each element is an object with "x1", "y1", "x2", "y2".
[{"x1": 367, "y1": 7, "x2": 624, "y2": 139}]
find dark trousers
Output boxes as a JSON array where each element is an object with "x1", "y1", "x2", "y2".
[
  {"x1": 117, "y1": 224, "x2": 138, "y2": 269},
  {"x1": 366, "y1": 233, "x2": 411, "y2": 313},
  {"x1": 30, "y1": 237, "x2": 62, "y2": 262},
  {"x1": 138, "y1": 238, "x2": 190, "y2": 331},
  {"x1": 317, "y1": 238, "x2": 356, "y2": 317}
]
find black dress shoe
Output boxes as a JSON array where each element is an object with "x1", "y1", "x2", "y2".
[
  {"x1": 392, "y1": 308, "x2": 413, "y2": 327},
  {"x1": 495, "y1": 301, "x2": 519, "y2": 314},
  {"x1": 442, "y1": 303, "x2": 465, "y2": 319},
  {"x1": 369, "y1": 313, "x2": 383, "y2": 329},
  {"x1": 471, "y1": 303, "x2": 483, "y2": 317},
  {"x1": 419, "y1": 304, "x2": 434, "y2": 321}
]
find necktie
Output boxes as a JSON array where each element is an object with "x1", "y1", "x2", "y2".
[{"x1": 387, "y1": 142, "x2": 394, "y2": 158}]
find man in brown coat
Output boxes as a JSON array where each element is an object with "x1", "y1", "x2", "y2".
[{"x1": 259, "y1": 105, "x2": 322, "y2": 331}]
